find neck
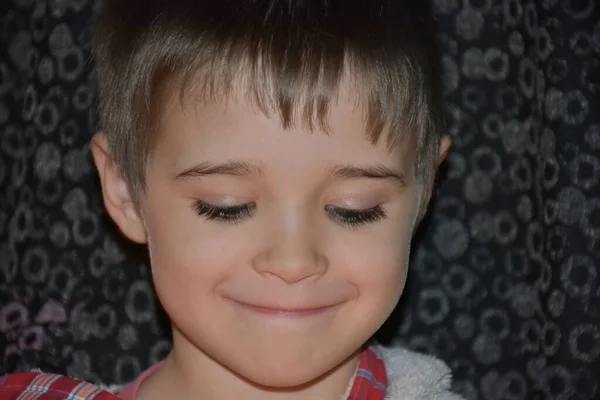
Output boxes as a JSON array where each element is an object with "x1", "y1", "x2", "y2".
[{"x1": 137, "y1": 330, "x2": 361, "y2": 400}]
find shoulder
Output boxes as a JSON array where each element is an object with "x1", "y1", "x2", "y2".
[{"x1": 371, "y1": 345, "x2": 465, "y2": 400}]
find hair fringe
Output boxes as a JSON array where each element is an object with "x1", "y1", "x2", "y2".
[{"x1": 94, "y1": 0, "x2": 446, "y2": 197}]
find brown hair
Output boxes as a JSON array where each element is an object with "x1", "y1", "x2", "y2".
[{"x1": 93, "y1": 0, "x2": 446, "y2": 197}]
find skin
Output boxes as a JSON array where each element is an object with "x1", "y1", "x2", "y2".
[{"x1": 91, "y1": 81, "x2": 449, "y2": 400}]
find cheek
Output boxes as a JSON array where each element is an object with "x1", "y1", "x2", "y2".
[
  {"x1": 145, "y1": 226, "x2": 246, "y2": 334},
  {"x1": 335, "y1": 217, "x2": 415, "y2": 313},
  {"x1": 356, "y1": 241, "x2": 409, "y2": 309},
  {"x1": 148, "y1": 227, "x2": 239, "y2": 285},
  {"x1": 145, "y1": 193, "x2": 235, "y2": 270},
  {"x1": 143, "y1": 204, "x2": 236, "y2": 300}
]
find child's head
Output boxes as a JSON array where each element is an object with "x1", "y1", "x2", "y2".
[{"x1": 91, "y1": 0, "x2": 449, "y2": 393}]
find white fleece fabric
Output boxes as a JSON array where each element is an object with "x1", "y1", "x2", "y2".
[{"x1": 370, "y1": 345, "x2": 465, "y2": 400}]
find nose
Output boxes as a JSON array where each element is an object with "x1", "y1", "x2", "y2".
[{"x1": 252, "y1": 213, "x2": 328, "y2": 283}]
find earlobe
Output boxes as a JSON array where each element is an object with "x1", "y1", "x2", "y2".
[{"x1": 90, "y1": 133, "x2": 147, "y2": 244}]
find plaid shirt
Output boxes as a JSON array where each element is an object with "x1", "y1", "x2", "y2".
[
  {"x1": 0, "y1": 372, "x2": 119, "y2": 400},
  {"x1": 346, "y1": 347, "x2": 387, "y2": 400},
  {"x1": 0, "y1": 348, "x2": 387, "y2": 400}
]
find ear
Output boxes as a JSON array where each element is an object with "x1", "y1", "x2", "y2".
[
  {"x1": 90, "y1": 133, "x2": 147, "y2": 244},
  {"x1": 415, "y1": 135, "x2": 451, "y2": 224},
  {"x1": 437, "y1": 135, "x2": 451, "y2": 168}
]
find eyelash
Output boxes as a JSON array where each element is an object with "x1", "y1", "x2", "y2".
[
  {"x1": 325, "y1": 205, "x2": 387, "y2": 227},
  {"x1": 192, "y1": 201, "x2": 387, "y2": 227},
  {"x1": 192, "y1": 201, "x2": 255, "y2": 223}
]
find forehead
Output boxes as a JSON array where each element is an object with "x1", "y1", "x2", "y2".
[
  {"x1": 148, "y1": 97, "x2": 417, "y2": 196},
  {"x1": 153, "y1": 74, "x2": 417, "y2": 164}
]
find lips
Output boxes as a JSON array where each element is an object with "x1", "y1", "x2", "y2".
[
  {"x1": 219, "y1": 281, "x2": 356, "y2": 319},
  {"x1": 240, "y1": 302, "x2": 334, "y2": 316},
  {"x1": 228, "y1": 298, "x2": 339, "y2": 317}
]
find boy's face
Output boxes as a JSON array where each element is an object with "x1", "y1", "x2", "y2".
[{"x1": 93, "y1": 82, "x2": 447, "y2": 389}]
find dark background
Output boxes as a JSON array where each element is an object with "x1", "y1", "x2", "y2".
[{"x1": 1, "y1": 0, "x2": 600, "y2": 399}]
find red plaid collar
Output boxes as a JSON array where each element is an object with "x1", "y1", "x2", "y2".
[
  {"x1": 0, "y1": 372, "x2": 119, "y2": 400},
  {"x1": 346, "y1": 347, "x2": 388, "y2": 400}
]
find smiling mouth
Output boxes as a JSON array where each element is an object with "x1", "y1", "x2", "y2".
[{"x1": 230, "y1": 299, "x2": 338, "y2": 317}]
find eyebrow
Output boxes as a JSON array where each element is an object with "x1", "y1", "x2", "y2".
[
  {"x1": 175, "y1": 161, "x2": 405, "y2": 186},
  {"x1": 328, "y1": 164, "x2": 406, "y2": 186},
  {"x1": 175, "y1": 161, "x2": 264, "y2": 180}
]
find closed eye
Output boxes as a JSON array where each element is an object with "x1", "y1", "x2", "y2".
[
  {"x1": 192, "y1": 200, "x2": 255, "y2": 222},
  {"x1": 192, "y1": 201, "x2": 386, "y2": 227},
  {"x1": 325, "y1": 205, "x2": 387, "y2": 227}
]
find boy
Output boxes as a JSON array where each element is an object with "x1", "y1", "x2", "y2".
[{"x1": 87, "y1": 0, "x2": 463, "y2": 399}]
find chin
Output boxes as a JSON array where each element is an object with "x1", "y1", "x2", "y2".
[
  {"x1": 243, "y1": 369, "x2": 324, "y2": 389},
  {"x1": 232, "y1": 355, "x2": 336, "y2": 389}
]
